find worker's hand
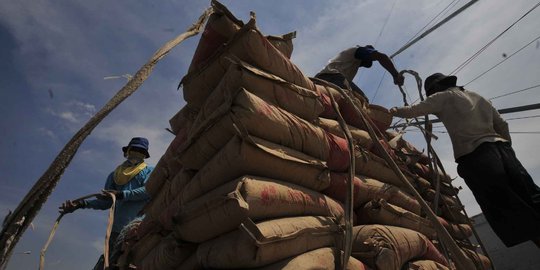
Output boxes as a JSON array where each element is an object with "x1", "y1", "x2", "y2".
[
  {"x1": 59, "y1": 200, "x2": 83, "y2": 214},
  {"x1": 100, "y1": 190, "x2": 124, "y2": 200},
  {"x1": 389, "y1": 107, "x2": 398, "y2": 115},
  {"x1": 393, "y1": 73, "x2": 404, "y2": 86}
]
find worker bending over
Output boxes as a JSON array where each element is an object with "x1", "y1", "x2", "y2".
[
  {"x1": 390, "y1": 73, "x2": 540, "y2": 248},
  {"x1": 59, "y1": 137, "x2": 154, "y2": 269},
  {"x1": 315, "y1": 45, "x2": 404, "y2": 102}
]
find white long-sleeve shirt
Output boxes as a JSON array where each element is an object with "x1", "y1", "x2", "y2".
[{"x1": 393, "y1": 88, "x2": 510, "y2": 160}]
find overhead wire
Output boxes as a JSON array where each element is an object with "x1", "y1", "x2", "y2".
[
  {"x1": 403, "y1": 0, "x2": 461, "y2": 45},
  {"x1": 450, "y1": 1, "x2": 540, "y2": 75},
  {"x1": 489, "y1": 84, "x2": 540, "y2": 100},
  {"x1": 370, "y1": 0, "x2": 398, "y2": 102},
  {"x1": 464, "y1": 33, "x2": 540, "y2": 86}
]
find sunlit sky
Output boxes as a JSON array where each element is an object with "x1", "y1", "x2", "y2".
[{"x1": 1, "y1": 0, "x2": 539, "y2": 269}]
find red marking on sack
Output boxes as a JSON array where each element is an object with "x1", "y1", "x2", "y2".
[
  {"x1": 260, "y1": 185, "x2": 278, "y2": 205},
  {"x1": 326, "y1": 132, "x2": 350, "y2": 172}
]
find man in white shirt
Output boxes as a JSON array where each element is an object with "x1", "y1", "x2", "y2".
[
  {"x1": 390, "y1": 73, "x2": 540, "y2": 248},
  {"x1": 315, "y1": 45, "x2": 404, "y2": 102}
]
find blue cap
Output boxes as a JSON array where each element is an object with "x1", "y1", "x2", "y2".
[{"x1": 122, "y1": 137, "x2": 150, "y2": 158}]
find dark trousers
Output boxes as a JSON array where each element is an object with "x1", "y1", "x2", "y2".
[
  {"x1": 92, "y1": 232, "x2": 119, "y2": 270},
  {"x1": 457, "y1": 141, "x2": 540, "y2": 247},
  {"x1": 315, "y1": 72, "x2": 370, "y2": 102}
]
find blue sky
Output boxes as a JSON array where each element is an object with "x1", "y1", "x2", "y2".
[{"x1": 1, "y1": 0, "x2": 539, "y2": 269}]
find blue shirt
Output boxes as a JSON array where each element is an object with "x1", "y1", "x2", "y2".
[{"x1": 83, "y1": 166, "x2": 153, "y2": 233}]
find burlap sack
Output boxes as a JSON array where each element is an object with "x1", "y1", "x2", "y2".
[
  {"x1": 405, "y1": 260, "x2": 449, "y2": 270},
  {"x1": 367, "y1": 104, "x2": 392, "y2": 132},
  {"x1": 174, "y1": 176, "x2": 346, "y2": 243},
  {"x1": 439, "y1": 202, "x2": 470, "y2": 224},
  {"x1": 423, "y1": 189, "x2": 460, "y2": 209},
  {"x1": 317, "y1": 117, "x2": 373, "y2": 150},
  {"x1": 169, "y1": 105, "x2": 198, "y2": 136},
  {"x1": 145, "y1": 157, "x2": 170, "y2": 198},
  {"x1": 351, "y1": 225, "x2": 448, "y2": 270},
  {"x1": 356, "y1": 199, "x2": 436, "y2": 239},
  {"x1": 436, "y1": 217, "x2": 472, "y2": 240},
  {"x1": 325, "y1": 172, "x2": 421, "y2": 215},
  {"x1": 195, "y1": 216, "x2": 340, "y2": 268},
  {"x1": 178, "y1": 89, "x2": 336, "y2": 170},
  {"x1": 139, "y1": 234, "x2": 195, "y2": 270},
  {"x1": 144, "y1": 180, "x2": 172, "y2": 220},
  {"x1": 355, "y1": 152, "x2": 417, "y2": 190},
  {"x1": 386, "y1": 130, "x2": 430, "y2": 165},
  {"x1": 192, "y1": 60, "x2": 323, "y2": 128},
  {"x1": 187, "y1": 0, "x2": 243, "y2": 72},
  {"x1": 253, "y1": 247, "x2": 367, "y2": 270},
  {"x1": 462, "y1": 248, "x2": 492, "y2": 270},
  {"x1": 179, "y1": 135, "x2": 331, "y2": 204},
  {"x1": 129, "y1": 232, "x2": 163, "y2": 267},
  {"x1": 181, "y1": 20, "x2": 315, "y2": 109},
  {"x1": 159, "y1": 169, "x2": 196, "y2": 230},
  {"x1": 266, "y1": 31, "x2": 295, "y2": 59}
]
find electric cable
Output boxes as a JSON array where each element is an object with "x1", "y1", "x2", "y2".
[
  {"x1": 450, "y1": 1, "x2": 540, "y2": 75},
  {"x1": 489, "y1": 84, "x2": 540, "y2": 100},
  {"x1": 464, "y1": 33, "x2": 540, "y2": 86}
]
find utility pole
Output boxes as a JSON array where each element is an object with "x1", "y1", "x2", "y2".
[
  {"x1": 392, "y1": 102, "x2": 540, "y2": 128},
  {"x1": 391, "y1": 0, "x2": 479, "y2": 59}
]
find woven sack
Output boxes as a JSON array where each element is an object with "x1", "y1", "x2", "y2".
[
  {"x1": 351, "y1": 225, "x2": 448, "y2": 270},
  {"x1": 325, "y1": 172, "x2": 421, "y2": 215},
  {"x1": 356, "y1": 199, "x2": 436, "y2": 239},
  {"x1": 179, "y1": 135, "x2": 331, "y2": 204},
  {"x1": 181, "y1": 19, "x2": 315, "y2": 109},
  {"x1": 253, "y1": 247, "x2": 367, "y2": 270},
  {"x1": 139, "y1": 234, "x2": 194, "y2": 270},
  {"x1": 195, "y1": 216, "x2": 340, "y2": 268},
  {"x1": 174, "y1": 176, "x2": 345, "y2": 243}
]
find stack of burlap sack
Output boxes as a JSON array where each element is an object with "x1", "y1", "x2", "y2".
[{"x1": 114, "y1": 1, "x2": 491, "y2": 270}]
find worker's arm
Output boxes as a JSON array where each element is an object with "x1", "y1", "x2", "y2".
[
  {"x1": 82, "y1": 173, "x2": 115, "y2": 210},
  {"x1": 390, "y1": 93, "x2": 444, "y2": 118},
  {"x1": 122, "y1": 167, "x2": 152, "y2": 201},
  {"x1": 370, "y1": 51, "x2": 404, "y2": 86},
  {"x1": 491, "y1": 104, "x2": 511, "y2": 142}
]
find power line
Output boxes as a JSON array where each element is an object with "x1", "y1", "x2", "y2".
[
  {"x1": 464, "y1": 33, "x2": 540, "y2": 86},
  {"x1": 450, "y1": 1, "x2": 540, "y2": 75},
  {"x1": 374, "y1": 0, "x2": 398, "y2": 47},
  {"x1": 505, "y1": 114, "x2": 540, "y2": 121},
  {"x1": 489, "y1": 84, "x2": 540, "y2": 100},
  {"x1": 404, "y1": 0, "x2": 460, "y2": 45}
]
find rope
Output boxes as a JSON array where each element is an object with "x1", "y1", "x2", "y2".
[
  {"x1": 311, "y1": 77, "x2": 356, "y2": 270},
  {"x1": 39, "y1": 192, "x2": 116, "y2": 270},
  {"x1": 328, "y1": 75, "x2": 475, "y2": 270},
  {"x1": 0, "y1": 8, "x2": 212, "y2": 269}
]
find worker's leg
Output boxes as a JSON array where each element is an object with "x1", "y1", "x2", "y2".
[
  {"x1": 457, "y1": 142, "x2": 540, "y2": 247},
  {"x1": 498, "y1": 142, "x2": 540, "y2": 213},
  {"x1": 315, "y1": 73, "x2": 370, "y2": 102}
]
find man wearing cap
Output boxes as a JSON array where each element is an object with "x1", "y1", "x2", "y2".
[
  {"x1": 390, "y1": 73, "x2": 540, "y2": 248},
  {"x1": 315, "y1": 45, "x2": 404, "y2": 102},
  {"x1": 59, "y1": 137, "x2": 154, "y2": 268}
]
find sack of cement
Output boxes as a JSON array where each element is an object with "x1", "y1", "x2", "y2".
[
  {"x1": 138, "y1": 234, "x2": 195, "y2": 270},
  {"x1": 351, "y1": 225, "x2": 448, "y2": 270},
  {"x1": 181, "y1": 19, "x2": 315, "y2": 109},
  {"x1": 128, "y1": 232, "x2": 163, "y2": 267},
  {"x1": 179, "y1": 89, "x2": 348, "y2": 171},
  {"x1": 325, "y1": 172, "x2": 421, "y2": 215},
  {"x1": 316, "y1": 117, "x2": 373, "y2": 150},
  {"x1": 144, "y1": 157, "x2": 170, "y2": 198},
  {"x1": 174, "y1": 176, "x2": 346, "y2": 243},
  {"x1": 266, "y1": 31, "x2": 295, "y2": 59},
  {"x1": 195, "y1": 216, "x2": 340, "y2": 268},
  {"x1": 252, "y1": 247, "x2": 367, "y2": 270},
  {"x1": 462, "y1": 248, "x2": 492, "y2": 270},
  {"x1": 193, "y1": 60, "x2": 323, "y2": 125},
  {"x1": 436, "y1": 217, "x2": 472, "y2": 240},
  {"x1": 405, "y1": 260, "x2": 449, "y2": 270},
  {"x1": 179, "y1": 135, "x2": 331, "y2": 204},
  {"x1": 356, "y1": 199, "x2": 436, "y2": 239},
  {"x1": 158, "y1": 169, "x2": 196, "y2": 230}
]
